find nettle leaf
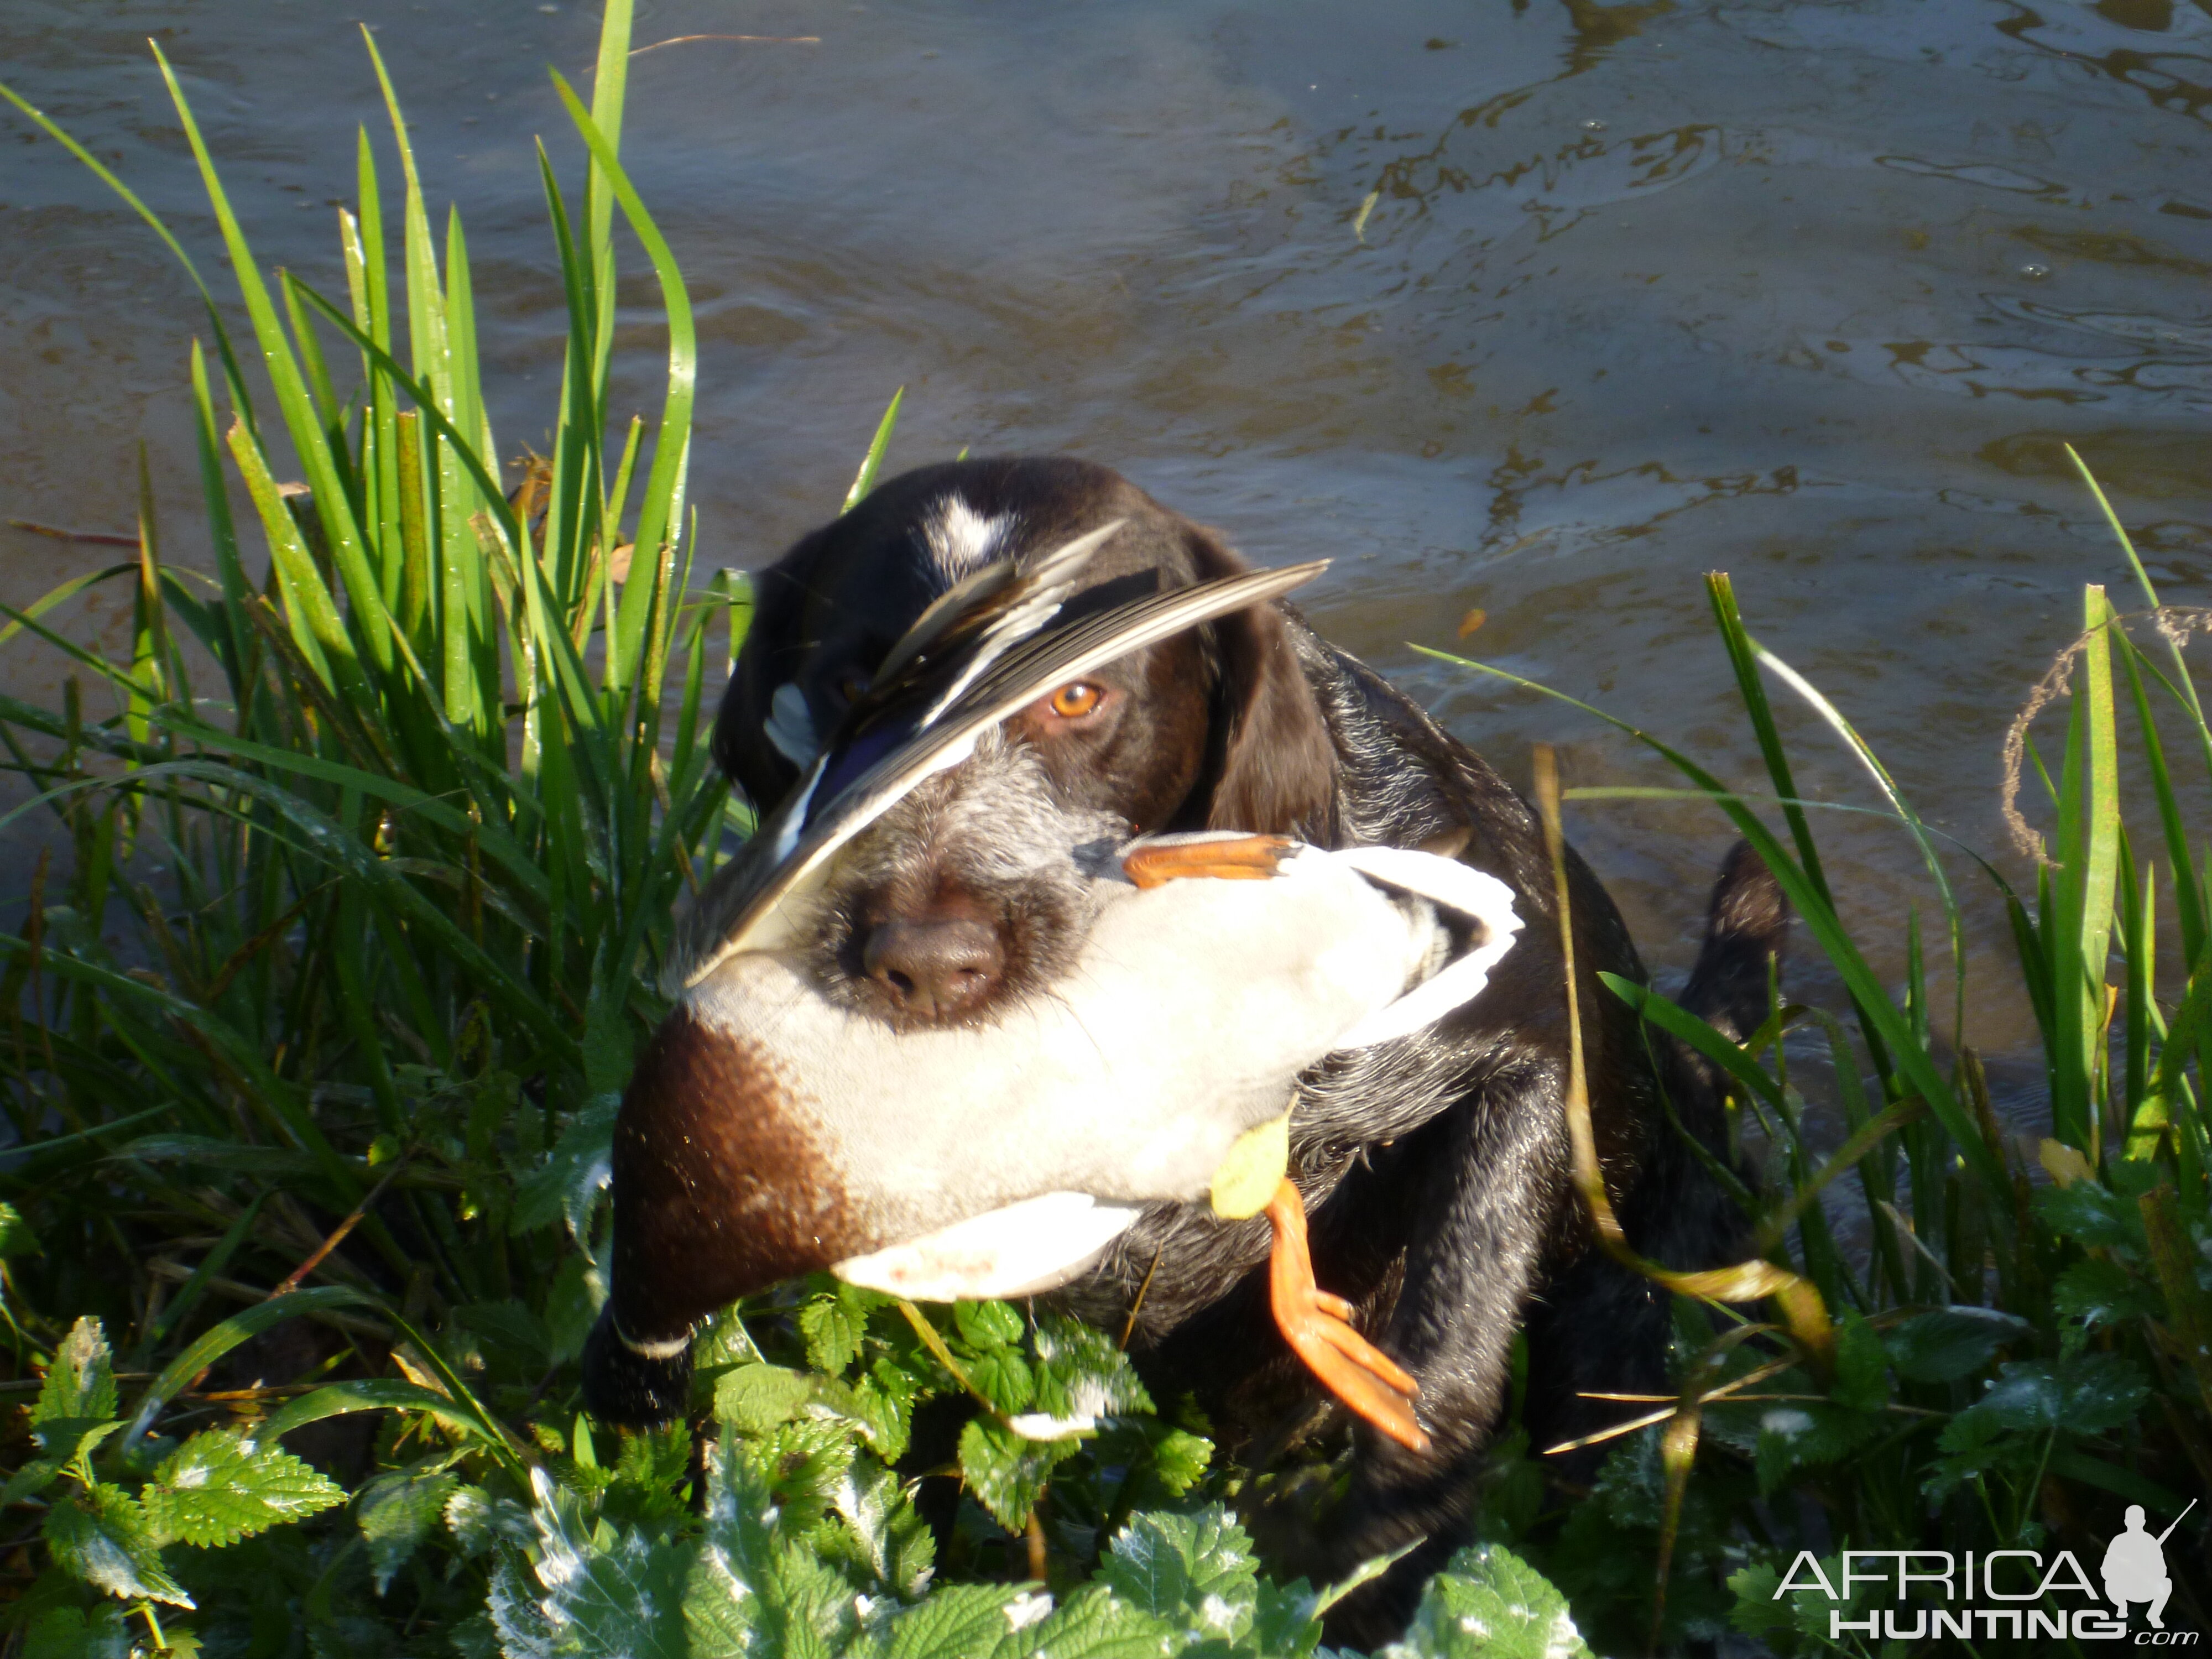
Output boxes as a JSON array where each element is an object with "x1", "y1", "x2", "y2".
[
  {"x1": 1883, "y1": 1306, "x2": 2033, "y2": 1383},
  {"x1": 966, "y1": 1347, "x2": 1036, "y2": 1416},
  {"x1": 831, "y1": 1459, "x2": 936, "y2": 1599},
  {"x1": 1251, "y1": 1577, "x2": 1324, "y2": 1659},
  {"x1": 799, "y1": 1293, "x2": 864, "y2": 1376},
  {"x1": 22, "y1": 1601, "x2": 134, "y2": 1659},
  {"x1": 1133, "y1": 1425, "x2": 1213, "y2": 1501},
  {"x1": 1752, "y1": 1402, "x2": 1885, "y2": 1497},
  {"x1": 1030, "y1": 1314, "x2": 1154, "y2": 1422},
  {"x1": 520, "y1": 1467, "x2": 688, "y2": 1659},
  {"x1": 1098, "y1": 1506, "x2": 1258, "y2": 1641},
  {"x1": 511, "y1": 1094, "x2": 618, "y2": 1240},
  {"x1": 44, "y1": 1481, "x2": 194, "y2": 1608},
  {"x1": 140, "y1": 1428, "x2": 345, "y2": 1548},
  {"x1": 713, "y1": 1363, "x2": 817, "y2": 1433},
  {"x1": 687, "y1": 1432, "x2": 874, "y2": 1658},
  {"x1": 880, "y1": 1582, "x2": 1034, "y2": 1659},
  {"x1": 29, "y1": 1417, "x2": 122, "y2": 1477},
  {"x1": 447, "y1": 1483, "x2": 534, "y2": 1558},
  {"x1": 692, "y1": 1305, "x2": 765, "y2": 1372},
  {"x1": 952, "y1": 1300, "x2": 1023, "y2": 1352},
  {"x1": 998, "y1": 1583, "x2": 1178, "y2": 1659},
  {"x1": 0, "y1": 1457, "x2": 63, "y2": 1511},
  {"x1": 35, "y1": 1317, "x2": 117, "y2": 1426},
  {"x1": 1380, "y1": 1544, "x2": 1593, "y2": 1659},
  {"x1": 846, "y1": 1361, "x2": 920, "y2": 1463},
  {"x1": 1941, "y1": 1352, "x2": 2151, "y2": 1447},
  {"x1": 2053, "y1": 1260, "x2": 2163, "y2": 1340},
  {"x1": 2034, "y1": 1182, "x2": 2144, "y2": 1254},
  {"x1": 959, "y1": 1417, "x2": 1076, "y2": 1533},
  {"x1": 357, "y1": 1463, "x2": 460, "y2": 1594}
]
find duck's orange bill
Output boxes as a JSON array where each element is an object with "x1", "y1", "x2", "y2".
[
  {"x1": 1263, "y1": 1178, "x2": 1430, "y2": 1454},
  {"x1": 1123, "y1": 835, "x2": 1294, "y2": 890}
]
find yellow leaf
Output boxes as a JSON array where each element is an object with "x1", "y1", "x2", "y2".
[
  {"x1": 1209, "y1": 1112, "x2": 1291, "y2": 1220},
  {"x1": 2039, "y1": 1138, "x2": 2094, "y2": 1189}
]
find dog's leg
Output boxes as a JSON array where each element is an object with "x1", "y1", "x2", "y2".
[{"x1": 1305, "y1": 1061, "x2": 1571, "y2": 1645}]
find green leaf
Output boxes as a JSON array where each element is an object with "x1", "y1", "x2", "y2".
[
  {"x1": 712, "y1": 1364, "x2": 815, "y2": 1433},
  {"x1": 2034, "y1": 1181, "x2": 2145, "y2": 1253},
  {"x1": 953, "y1": 1300, "x2": 1023, "y2": 1352},
  {"x1": 1143, "y1": 1428, "x2": 1214, "y2": 1499},
  {"x1": 997, "y1": 1583, "x2": 1178, "y2": 1659},
  {"x1": 2053, "y1": 1260, "x2": 2164, "y2": 1339},
  {"x1": 1251, "y1": 1577, "x2": 1324, "y2": 1659},
  {"x1": 35, "y1": 1318, "x2": 116, "y2": 1426},
  {"x1": 691, "y1": 1305, "x2": 764, "y2": 1372},
  {"x1": 511, "y1": 1095, "x2": 618, "y2": 1239},
  {"x1": 1380, "y1": 1544, "x2": 1593, "y2": 1659},
  {"x1": 1882, "y1": 1306, "x2": 2032, "y2": 1383},
  {"x1": 44, "y1": 1481, "x2": 193, "y2": 1607},
  {"x1": 0, "y1": 1457, "x2": 64, "y2": 1511},
  {"x1": 0, "y1": 1201, "x2": 37, "y2": 1257},
  {"x1": 28, "y1": 1418, "x2": 122, "y2": 1479},
  {"x1": 799, "y1": 1293, "x2": 863, "y2": 1376},
  {"x1": 356, "y1": 1463, "x2": 459, "y2": 1595},
  {"x1": 1098, "y1": 1506, "x2": 1258, "y2": 1640},
  {"x1": 445, "y1": 1484, "x2": 532, "y2": 1558},
  {"x1": 1942, "y1": 1353, "x2": 2150, "y2": 1444},
  {"x1": 831, "y1": 1458, "x2": 936, "y2": 1599},
  {"x1": 958, "y1": 1417, "x2": 1073, "y2": 1533},
  {"x1": 140, "y1": 1428, "x2": 345, "y2": 1547},
  {"x1": 515, "y1": 1467, "x2": 688, "y2": 1659},
  {"x1": 881, "y1": 1583, "x2": 1032, "y2": 1659},
  {"x1": 966, "y1": 1347, "x2": 1036, "y2": 1416},
  {"x1": 1752, "y1": 1402, "x2": 1885, "y2": 1498},
  {"x1": 22, "y1": 1601, "x2": 134, "y2": 1659},
  {"x1": 1029, "y1": 1314, "x2": 1154, "y2": 1423}
]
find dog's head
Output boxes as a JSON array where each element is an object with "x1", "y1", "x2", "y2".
[{"x1": 714, "y1": 457, "x2": 1338, "y2": 1028}]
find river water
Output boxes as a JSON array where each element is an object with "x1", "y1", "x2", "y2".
[{"x1": 4, "y1": 0, "x2": 2210, "y2": 1118}]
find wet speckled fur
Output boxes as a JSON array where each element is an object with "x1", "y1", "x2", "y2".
[
  {"x1": 806, "y1": 727, "x2": 1126, "y2": 1031},
  {"x1": 708, "y1": 458, "x2": 1785, "y2": 1645}
]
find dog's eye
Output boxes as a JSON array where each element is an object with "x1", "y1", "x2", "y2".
[
  {"x1": 834, "y1": 670, "x2": 870, "y2": 706},
  {"x1": 1048, "y1": 682, "x2": 1103, "y2": 718}
]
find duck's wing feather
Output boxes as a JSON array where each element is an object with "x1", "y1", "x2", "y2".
[{"x1": 669, "y1": 558, "x2": 1328, "y2": 990}]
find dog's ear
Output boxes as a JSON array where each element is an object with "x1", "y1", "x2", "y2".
[
  {"x1": 1183, "y1": 528, "x2": 1338, "y2": 838},
  {"x1": 712, "y1": 549, "x2": 814, "y2": 811}
]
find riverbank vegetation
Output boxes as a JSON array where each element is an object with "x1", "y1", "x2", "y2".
[{"x1": 0, "y1": 5, "x2": 2204, "y2": 1654}]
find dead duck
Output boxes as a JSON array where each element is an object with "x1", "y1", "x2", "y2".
[{"x1": 583, "y1": 550, "x2": 1520, "y2": 1454}]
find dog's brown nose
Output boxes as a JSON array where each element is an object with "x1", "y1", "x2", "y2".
[{"x1": 860, "y1": 915, "x2": 1004, "y2": 1021}]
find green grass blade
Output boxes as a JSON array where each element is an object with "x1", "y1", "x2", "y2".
[
  {"x1": 551, "y1": 73, "x2": 695, "y2": 701},
  {"x1": 152, "y1": 45, "x2": 399, "y2": 701},
  {"x1": 1419, "y1": 643, "x2": 2011, "y2": 1203},
  {"x1": 843, "y1": 387, "x2": 905, "y2": 513}
]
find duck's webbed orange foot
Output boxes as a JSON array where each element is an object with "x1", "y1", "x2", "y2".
[
  {"x1": 1123, "y1": 835, "x2": 1293, "y2": 889},
  {"x1": 1263, "y1": 1178, "x2": 1430, "y2": 1454}
]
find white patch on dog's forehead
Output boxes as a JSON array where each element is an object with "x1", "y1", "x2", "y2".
[{"x1": 921, "y1": 494, "x2": 1013, "y2": 581}]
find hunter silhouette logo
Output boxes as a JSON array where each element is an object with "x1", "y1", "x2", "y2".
[
  {"x1": 2105, "y1": 1501, "x2": 2194, "y2": 1631},
  {"x1": 1772, "y1": 1502, "x2": 2200, "y2": 1644}
]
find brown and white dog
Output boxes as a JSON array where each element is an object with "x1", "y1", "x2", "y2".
[{"x1": 588, "y1": 456, "x2": 1783, "y2": 1644}]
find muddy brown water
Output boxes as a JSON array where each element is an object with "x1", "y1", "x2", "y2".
[{"x1": 4, "y1": 0, "x2": 2210, "y2": 1126}]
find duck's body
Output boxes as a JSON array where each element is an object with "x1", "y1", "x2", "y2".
[{"x1": 588, "y1": 832, "x2": 1518, "y2": 1446}]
